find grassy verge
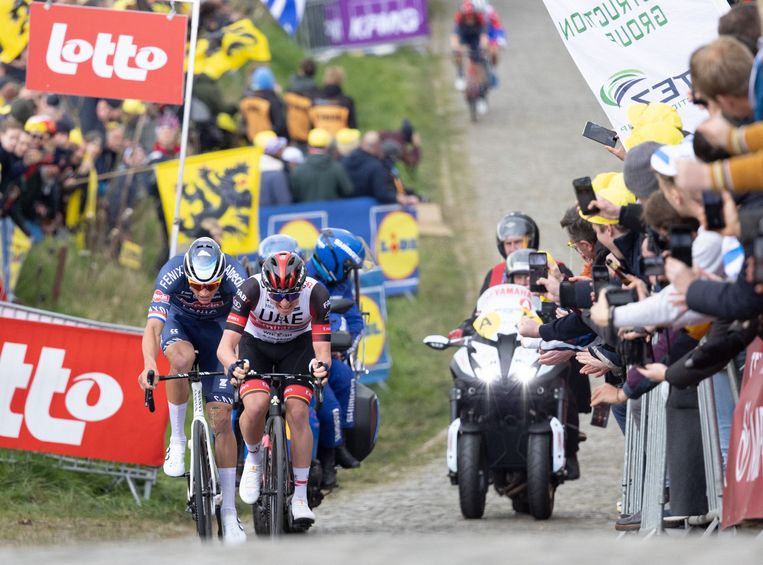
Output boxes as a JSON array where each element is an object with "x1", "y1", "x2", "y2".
[{"x1": 3, "y1": 4, "x2": 466, "y2": 543}]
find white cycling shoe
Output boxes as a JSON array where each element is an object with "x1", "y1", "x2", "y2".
[
  {"x1": 291, "y1": 497, "x2": 315, "y2": 524},
  {"x1": 476, "y1": 99, "x2": 489, "y2": 115},
  {"x1": 239, "y1": 464, "x2": 262, "y2": 504},
  {"x1": 163, "y1": 440, "x2": 186, "y2": 477},
  {"x1": 221, "y1": 511, "x2": 246, "y2": 545},
  {"x1": 454, "y1": 77, "x2": 466, "y2": 91}
]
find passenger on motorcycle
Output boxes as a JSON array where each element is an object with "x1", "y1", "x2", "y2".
[
  {"x1": 137, "y1": 237, "x2": 248, "y2": 544},
  {"x1": 218, "y1": 251, "x2": 331, "y2": 524},
  {"x1": 306, "y1": 228, "x2": 366, "y2": 488},
  {"x1": 450, "y1": 1, "x2": 489, "y2": 111}
]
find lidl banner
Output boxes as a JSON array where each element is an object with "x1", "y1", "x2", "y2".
[
  {"x1": 155, "y1": 147, "x2": 261, "y2": 256},
  {"x1": 0, "y1": 218, "x2": 32, "y2": 302},
  {"x1": 541, "y1": 0, "x2": 728, "y2": 137},
  {"x1": 358, "y1": 268, "x2": 391, "y2": 384},
  {"x1": 259, "y1": 198, "x2": 419, "y2": 295}
]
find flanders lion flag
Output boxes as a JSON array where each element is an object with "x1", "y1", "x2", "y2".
[
  {"x1": 0, "y1": 0, "x2": 30, "y2": 64},
  {"x1": 194, "y1": 18, "x2": 271, "y2": 80},
  {"x1": 154, "y1": 147, "x2": 261, "y2": 255}
]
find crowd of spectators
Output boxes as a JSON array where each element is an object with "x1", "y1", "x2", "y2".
[
  {"x1": 0, "y1": 0, "x2": 423, "y2": 251},
  {"x1": 510, "y1": 0, "x2": 763, "y2": 530}
]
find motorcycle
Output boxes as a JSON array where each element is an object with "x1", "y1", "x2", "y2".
[{"x1": 423, "y1": 284, "x2": 570, "y2": 520}]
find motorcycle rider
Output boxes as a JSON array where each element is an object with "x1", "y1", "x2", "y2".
[{"x1": 305, "y1": 228, "x2": 366, "y2": 488}]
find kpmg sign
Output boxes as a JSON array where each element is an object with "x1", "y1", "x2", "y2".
[{"x1": 323, "y1": 0, "x2": 429, "y2": 48}]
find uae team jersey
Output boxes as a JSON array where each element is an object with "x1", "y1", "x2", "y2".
[
  {"x1": 147, "y1": 254, "x2": 247, "y2": 323},
  {"x1": 225, "y1": 274, "x2": 331, "y2": 344}
]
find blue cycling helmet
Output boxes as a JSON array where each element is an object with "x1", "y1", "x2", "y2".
[
  {"x1": 183, "y1": 237, "x2": 225, "y2": 283},
  {"x1": 258, "y1": 234, "x2": 299, "y2": 263},
  {"x1": 310, "y1": 228, "x2": 365, "y2": 283}
]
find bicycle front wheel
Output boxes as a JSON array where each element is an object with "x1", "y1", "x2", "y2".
[
  {"x1": 192, "y1": 420, "x2": 214, "y2": 539},
  {"x1": 266, "y1": 417, "x2": 287, "y2": 537}
]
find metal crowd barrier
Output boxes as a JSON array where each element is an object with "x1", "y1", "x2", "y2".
[{"x1": 619, "y1": 375, "x2": 728, "y2": 537}]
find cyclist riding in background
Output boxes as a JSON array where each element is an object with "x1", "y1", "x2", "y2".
[
  {"x1": 306, "y1": 228, "x2": 366, "y2": 489},
  {"x1": 474, "y1": 1, "x2": 506, "y2": 67},
  {"x1": 137, "y1": 237, "x2": 248, "y2": 544},
  {"x1": 217, "y1": 251, "x2": 331, "y2": 525},
  {"x1": 450, "y1": 0, "x2": 489, "y2": 105}
]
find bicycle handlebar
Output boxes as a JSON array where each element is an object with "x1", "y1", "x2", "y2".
[{"x1": 143, "y1": 369, "x2": 226, "y2": 413}]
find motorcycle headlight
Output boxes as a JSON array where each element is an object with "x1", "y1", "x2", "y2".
[
  {"x1": 511, "y1": 362, "x2": 537, "y2": 384},
  {"x1": 474, "y1": 365, "x2": 499, "y2": 384}
]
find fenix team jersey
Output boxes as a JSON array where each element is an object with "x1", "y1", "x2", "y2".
[
  {"x1": 148, "y1": 254, "x2": 247, "y2": 323},
  {"x1": 225, "y1": 274, "x2": 331, "y2": 344}
]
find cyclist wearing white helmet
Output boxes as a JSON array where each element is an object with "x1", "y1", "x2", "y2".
[{"x1": 138, "y1": 237, "x2": 248, "y2": 544}]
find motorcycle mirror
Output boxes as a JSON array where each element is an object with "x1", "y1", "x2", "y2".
[{"x1": 423, "y1": 335, "x2": 451, "y2": 350}]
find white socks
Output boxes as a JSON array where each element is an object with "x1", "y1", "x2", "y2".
[
  {"x1": 219, "y1": 467, "x2": 237, "y2": 515},
  {"x1": 168, "y1": 401, "x2": 187, "y2": 444},
  {"x1": 293, "y1": 467, "x2": 309, "y2": 500},
  {"x1": 245, "y1": 443, "x2": 263, "y2": 467}
]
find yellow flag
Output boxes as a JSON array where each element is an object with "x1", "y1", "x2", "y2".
[
  {"x1": 65, "y1": 189, "x2": 82, "y2": 229},
  {"x1": 9, "y1": 225, "x2": 30, "y2": 293},
  {"x1": 0, "y1": 0, "x2": 29, "y2": 64},
  {"x1": 194, "y1": 18, "x2": 271, "y2": 80},
  {"x1": 84, "y1": 167, "x2": 98, "y2": 220},
  {"x1": 154, "y1": 147, "x2": 261, "y2": 255}
]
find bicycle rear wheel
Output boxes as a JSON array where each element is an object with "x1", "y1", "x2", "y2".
[
  {"x1": 192, "y1": 420, "x2": 214, "y2": 539},
  {"x1": 266, "y1": 417, "x2": 286, "y2": 537}
]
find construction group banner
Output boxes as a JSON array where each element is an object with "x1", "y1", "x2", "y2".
[
  {"x1": 155, "y1": 146, "x2": 262, "y2": 256},
  {"x1": 724, "y1": 338, "x2": 763, "y2": 527},
  {"x1": 541, "y1": 0, "x2": 729, "y2": 138},
  {"x1": 0, "y1": 317, "x2": 169, "y2": 466},
  {"x1": 259, "y1": 198, "x2": 419, "y2": 296}
]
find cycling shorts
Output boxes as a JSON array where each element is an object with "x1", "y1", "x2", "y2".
[
  {"x1": 238, "y1": 331, "x2": 315, "y2": 405},
  {"x1": 160, "y1": 309, "x2": 233, "y2": 404}
]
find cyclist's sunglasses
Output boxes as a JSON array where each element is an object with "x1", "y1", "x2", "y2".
[
  {"x1": 189, "y1": 280, "x2": 221, "y2": 292},
  {"x1": 269, "y1": 291, "x2": 300, "y2": 302}
]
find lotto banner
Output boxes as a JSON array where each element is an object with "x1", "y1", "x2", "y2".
[
  {"x1": 540, "y1": 0, "x2": 728, "y2": 137},
  {"x1": 0, "y1": 317, "x2": 169, "y2": 466},
  {"x1": 258, "y1": 198, "x2": 419, "y2": 295},
  {"x1": 155, "y1": 147, "x2": 262, "y2": 256},
  {"x1": 723, "y1": 338, "x2": 763, "y2": 527},
  {"x1": 26, "y1": 4, "x2": 187, "y2": 104}
]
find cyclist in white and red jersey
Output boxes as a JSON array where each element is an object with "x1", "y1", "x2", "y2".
[{"x1": 217, "y1": 251, "x2": 331, "y2": 525}]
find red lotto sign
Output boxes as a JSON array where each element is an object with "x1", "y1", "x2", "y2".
[
  {"x1": 27, "y1": 4, "x2": 187, "y2": 104},
  {"x1": 0, "y1": 317, "x2": 169, "y2": 466}
]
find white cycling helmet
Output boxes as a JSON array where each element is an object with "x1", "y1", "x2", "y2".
[{"x1": 183, "y1": 237, "x2": 225, "y2": 284}]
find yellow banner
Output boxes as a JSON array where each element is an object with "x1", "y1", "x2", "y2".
[
  {"x1": 0, "y1": 0, "x2": 29, "y2": 64},
  {"x1": 194, "y1": 18, "x2": 271, "y2": 80},
  {"x1": 0, "y1": 221, "x2": 31, "y2": 297},
  {"x1": 154, "y1": 147, "x2": 261, "y2": 255}
]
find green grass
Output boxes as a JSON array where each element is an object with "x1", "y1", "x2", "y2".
[{"x1": 3, "y1": 6, "x2": 467, "y2": 543}]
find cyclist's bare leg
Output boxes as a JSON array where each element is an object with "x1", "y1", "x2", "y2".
[
  {"x1": 207, "y1": 401, "x2": 236, "y2": 467},
  {"x1": 239, "y1": 391, "x2": 269, "y2": 446},
  {"x1": 163, "y1": 340, "x2": 195, "y2": 404},
  {"x1": 284, "y1": 398, "x2": 311, "y2": 468}
]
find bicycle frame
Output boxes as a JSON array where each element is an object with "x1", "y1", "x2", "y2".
[{"x1": 187, "y1": 375, "x2": 220, "y2": 516}]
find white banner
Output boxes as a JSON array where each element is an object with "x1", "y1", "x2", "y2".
[{"x1": 541, "y1": 0, "x2": 729, "y2": 140}]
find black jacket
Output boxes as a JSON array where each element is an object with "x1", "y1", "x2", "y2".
[{"x1": 342, "y1": 149, "x2": 396, "y2": 204}]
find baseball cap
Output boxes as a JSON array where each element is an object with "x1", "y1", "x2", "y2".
[
  {"x1": 623, "y1": 141, "x2": 660, "y2": 200},
  {"x1": 307, "y1": 128, "x2": 331, "y2": 149},
  {"x1": 650, "y1": 137, "x2": 696, "y2": 177},
  {"x1": 282, "y1": 146, "x2": 305, "y2": 165},
  {"x1": 254, "y1": 130, "x2": 277, "y2": 149}
]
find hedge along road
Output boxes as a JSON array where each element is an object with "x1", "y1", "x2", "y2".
[{"x1": 3, "y1": 2, "x2": 762, "y2": 562}]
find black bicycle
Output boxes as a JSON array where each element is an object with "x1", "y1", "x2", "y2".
[
  {"x1": 145, "y1": 368, "x2": 225, "y2": 541},
  {"x1": 239, "y1": 371, "x2": 322, "y2": 538}
]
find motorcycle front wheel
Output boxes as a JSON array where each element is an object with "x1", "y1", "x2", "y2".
[
  {"x1": 457, "y1": 433, "x2": 487, "y2": 519},
  {"x1": 527, "y1": 433, "x2": 555, "y2": 520}
]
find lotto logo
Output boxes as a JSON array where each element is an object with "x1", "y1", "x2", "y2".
[
  {"x1": 46, "y1": 24, "x2": 168, "y2": 81},
  {"x1": 0, "y1": 343, "x2": 123, "y2": 446},
  {"x1": 27, "y1": 4, "x2": 187, "y2": 104}
]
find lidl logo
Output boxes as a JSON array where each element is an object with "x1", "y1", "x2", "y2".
[
  {"x1": 375, "y1": 210, "x2": 419, "y2": 280},
  {"x1": 359, "y1": 294, "x2": 385, "y2": 366},
  {"x1": 278, "y1": 219, "x2": 321, "y2": 253},
  {"x1": 599, "y1": 68, "x2": 692, "y2": 108}
]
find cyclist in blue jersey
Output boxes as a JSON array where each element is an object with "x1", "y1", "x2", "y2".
[
  {"x1": 138, "y1": 237, "x2": 248, "y2": 544},
  {"x1": 306, "y1": 228, "x2": 366, "y2": 488}
]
